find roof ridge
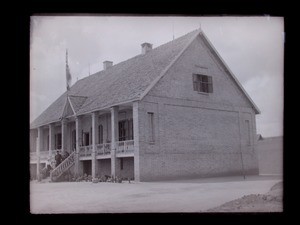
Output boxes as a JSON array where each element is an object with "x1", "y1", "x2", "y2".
[{"x1": 75, "y1": 29, "x2": 200, "y2": 82}]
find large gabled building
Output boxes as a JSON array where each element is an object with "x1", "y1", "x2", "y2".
[{"x1": 30, "y1": 29, "x2": 260, "y2": 182}]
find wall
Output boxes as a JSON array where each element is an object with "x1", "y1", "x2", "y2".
[
  {"x1": 137, "y1": 34, "x2": 258, "y2": 181},
  {"x1": 118, "y1": 157, "x2": 134, "y2": 180},
  {"x1": 96, "y1": 159, "x2": 111, "y2": 177},
  {"x1": 257, "y1": 136, "x2": 283, "y2": 175}
]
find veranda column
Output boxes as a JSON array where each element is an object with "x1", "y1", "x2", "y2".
[
  {"x1": 37, "y1": 127, "x2": 43, "y2": 181},
  {"x1": 91, "y1": 112, "x2": 99, "y2": 179},
  {"x1": 111, "y1": 106, "x2": 119, "y2": 178},
  {"x1": 61, "y1": 119, "x2": 67, "y2": 153},
  {"x1": 133, "y1": 102, "x2": 140, "y2": 182},
  {"x1": 75, "y1": 116, "x2": 82, "y2": 176},
  {"x1": 48, "y1": 124, "x2": 55, "y2": 157}
]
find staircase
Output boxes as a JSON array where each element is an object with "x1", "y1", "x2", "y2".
[{"x1": 50, "y1": 151, "x2": 75, "y2": 182}]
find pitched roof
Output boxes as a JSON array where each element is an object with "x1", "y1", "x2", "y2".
[
  {"x1": 30, "y1": 29, "x2": 200, "y2": 128},
  {"x1": 30, "y1": 28, "x2": 260, "y2": 129}
]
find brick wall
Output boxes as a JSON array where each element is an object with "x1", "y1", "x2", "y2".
[
  {"x1": 136, "y1": 34, "x2": 259, "y2": 181},
  {"x1": 148, "y1": 35, "x2": 253, "y2": 108}
]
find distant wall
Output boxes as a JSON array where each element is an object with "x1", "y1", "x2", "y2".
[{"x1": 257, "y1": 136, "x2": 283, "y2": 175}]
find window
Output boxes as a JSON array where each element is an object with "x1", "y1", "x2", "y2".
[
  {"x1": 118, "y1": 119, "x2": 134, "y2": 141},
  {"x1": 98, "y1": 125, "x2": 103, "y2": 144},
  {"x1": 119, "y1": 121, "x2": 127, "y2": 141},
  {"x1": 90, "y1": 127, "x2": 92, "y2": 145},
  {"x1": 83, "y1": 132, "x2": 89, "y2": 146},
  {"x1": 55, "y1": 133, "x2": 62, "y2": 149},
  {"x1": 148, "y1": 112, "x2": 154, "y2": 142},
  {"x1": 193, "y1": 74, "x2": 213, "y2": 93},
  {"x1": 245, "y1": 120, "x2": 251, "y2": 146},
  {"x1": 71, "y1": 130, "x2": 76, "y2": 151},
  {"x1": 47, "y1": 135, "x2": 49, "y2": 150},
  {"x1": 128, "y1": 119, "x2": 134, "y2": 140}
]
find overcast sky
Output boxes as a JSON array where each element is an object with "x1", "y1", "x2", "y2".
[{"x1": 30, "y1": 16, "x2": 284, "y2": 138}]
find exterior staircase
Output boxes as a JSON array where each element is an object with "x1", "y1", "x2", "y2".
[{"x1": 50, "y1": 151, "x2": 75, "y2": 182}]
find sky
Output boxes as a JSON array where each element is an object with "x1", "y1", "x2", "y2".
[{"x1": 30, "y1": 16, "x2": 284, "y2": 138}]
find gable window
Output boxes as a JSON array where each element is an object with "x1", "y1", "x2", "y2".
[{"x1": 193, "y1": 74, "x2": 213, "y2": 93}]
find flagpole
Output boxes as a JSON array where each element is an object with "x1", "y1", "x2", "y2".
[
  {"x1": 66, "y1": 48, "x2": 72, "y2": 96},
  {"x1": 66, "y1": 49, "x2": 69, "y2": 99}
]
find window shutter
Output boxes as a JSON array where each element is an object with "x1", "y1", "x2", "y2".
[{"x1": 193, "y1": 74, "x2": 198, "y2": 81}]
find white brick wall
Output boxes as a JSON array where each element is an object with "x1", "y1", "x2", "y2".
[{"x1": 136, "y1": 35, "x2": 259, "y2": 181}]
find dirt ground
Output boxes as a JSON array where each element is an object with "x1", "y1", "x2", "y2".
[
  {"x1": 30, "y1": 175, "x2": 282, "y2": 213},
  {"x1": 206, "y1": 181, "x2": 283, "y2": 212}
]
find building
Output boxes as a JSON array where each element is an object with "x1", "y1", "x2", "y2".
[{"x1": 30, "y1": 29, "x2": 260, "y2": 182}]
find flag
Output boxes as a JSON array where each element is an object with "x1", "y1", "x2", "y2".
[{"x1": 66, "y1": 49, "x2": 72, "y2": 91}]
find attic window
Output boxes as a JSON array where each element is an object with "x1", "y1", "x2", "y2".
[{"x1": 193, "y1": 74, "x2": 213, "y2": 93}]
